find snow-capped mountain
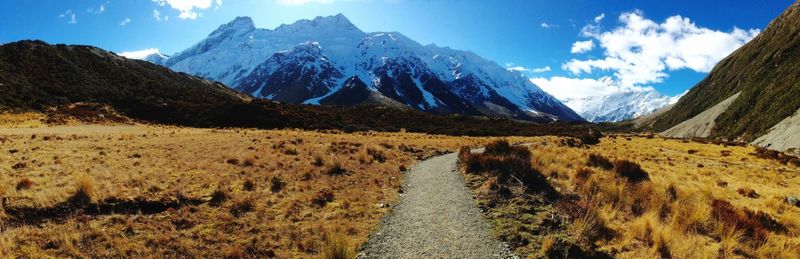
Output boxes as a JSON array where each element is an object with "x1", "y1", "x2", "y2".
[
  {"x1": 143, "y1": 52, "x2": 169, "y2": 66},
  {"x1": 563, "y1": 89, "x2": 682, "y2": 123},
  {"x1": 153, "y1": 14, "x2": 584, "y2": 122}
]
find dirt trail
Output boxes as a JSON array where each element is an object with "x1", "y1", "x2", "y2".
[{"x1": 358, "y1": 152, "x2": 516, "y2": 258}]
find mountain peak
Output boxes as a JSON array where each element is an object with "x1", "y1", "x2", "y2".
[
  {"x1": 276, "y1": 13, "x2": 361, "y2": 33},
  {"x1": 310, "y1": 13, "x2": 351, "y2": 25},
  {"x1": 277, "y1": 41, "x2": 323, "y2": 57},
  {"x1": 210, "y1": 16, "x2": 255, "y2": 36}
]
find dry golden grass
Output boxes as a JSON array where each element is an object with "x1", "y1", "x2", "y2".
[
  {"x1": 0, "y1": 112, "x2": 46, "y2": 128},
  {"x1": 477, "y1": 135, "x2": 800, "y2": 258},
  {"x1": 0, "y1": 122, "x2": 525, "y2": 258}
]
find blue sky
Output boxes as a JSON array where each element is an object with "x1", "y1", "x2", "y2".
[{"x1": 0, "y1": 0, "x2": 793, "y2": 99}]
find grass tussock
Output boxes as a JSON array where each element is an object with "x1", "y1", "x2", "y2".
[
  {"x1": 325, "y1": 160, "x2": 348, "y2": 176},
  {"x1": 459, "y1": 140, "x2": 554, "y2": 196},
  {"x1": 711, "y1": 199, "x2": 786, "y2": 243},
  {"x1": 612, "y1": 160, "x2": 650, "y2": 183},
  {"x1": 322, "y1": 234, "x2": 355, "y2": 259},
  {"x1": 586, "y1": 153, "x2": 613, "y2": 170},
  {"x1": 16, "y1": 177, "x2": 33, "y2": 190},
  {"x1": 312, "y1": 188, "x2": 335, "y2": 208},
  {"x1": 69, "y1": 175, "x2": 95, "y2": 205}
]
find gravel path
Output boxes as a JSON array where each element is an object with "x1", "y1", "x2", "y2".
[{"x1": 358, "y1": 152, "x2": 517, "y2": 258}]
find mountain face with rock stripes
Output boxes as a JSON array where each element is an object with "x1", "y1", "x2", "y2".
[{"x1": 149, "y1": 14, "x2": 584, "y2": 122}]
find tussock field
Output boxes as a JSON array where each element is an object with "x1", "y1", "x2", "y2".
[
  {"x1": 0, "y1": 121, "x2": 519, "y2": 258},
  {"x1": 461, "y1": 136, "x2": 800, "y2": 258}
]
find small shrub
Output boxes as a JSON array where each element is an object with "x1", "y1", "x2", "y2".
[
  {"x1": 572, "y1": 168, "x2": 594, "y2": 186},
  {"x1": 242, "y1": 157, "x2": 256, "y2": 167},
  {"x1": 688, "y1": 149, "x2": 698, "y2": 154},
  {"x1": 587, "y1": 154, "x2": 613, "y2": 170},
  {"x1": 460, "y1": 140, "x2": 555, "y2": 197},
  {"x1": 312, "y1": 188, "x2": 334, "y2": 207},
  {"x1": 243, "y1": 178, "x2": 255, "y2": 191},
  {"x1": 312, "y1": 155, "x2": 325, "y2": 167},
  {"x1": 230, "y1": 196, "x2": 255, "y2": 217},
  {"x1": 11, "y1": 162, "x2": 27, "y2": 170},
  {"x1": 270, "y1": 176, "x2": 284, "y2": 193},
  {"x1": 716, "y1": 180, "x2": 728, "y2": 188},
  {"x1": 70, "y1": 175, "x2": 95, "y2": 204},
  {"x1": 752, "y1": 147, "x2": 800, "y2": 166},
  {"x1": 322, "y1": 234, "x2": 354, "y2": 259},
  {"x1": 458, "y1": 146, "x2": 472, "y2": 163},
  {"x1": 325, "y1": 161, "x2": 348, "y2": 176},
  {"x1": 484, "y1": 139, "x2": 515, "y2": 155},
  {"x1": 283, "y1": 147, "x2": 298, "y2": 156},
  {"x1": 721, "y1": 150, "x2": 732, "y2": 157},
  {"x1": 210, "y1": 185, "x2": 229, "y2": 206},
  {"x1": 367, "y1": 148, "x2": 386, "y2": 163},
  {"x1": 578, "y1": 129, "x2": 603, "y2": 145},
  {"x1": 613, "y1": 160, "x2": 649, "y2": 183},
  {"x1": 711, "y1": 199, "x2": 786, "y2": 243},
  {"x1": 226, "y1": 158, "x2": 240, "y2": 165},
  {"x1": 737, "y1": 187, "x2": 759, "y2": 198},
  {"x1": 16, "y1": 177, "x2": 33, "y2": 190}
]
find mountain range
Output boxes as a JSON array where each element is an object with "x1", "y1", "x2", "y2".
[
  {"x1": 144, "y1": 14, "x2": 584, "y2": 122},
  {"x1": 0, "y1": 40, "x2": 594, "y2": 137},
  {"x1": 563, "y1": 89, "x2": 682, "y2": 123}
]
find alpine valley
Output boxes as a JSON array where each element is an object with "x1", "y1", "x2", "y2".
[{"x1": 143, "y1": 14, "x2": 584, "y2": 122}]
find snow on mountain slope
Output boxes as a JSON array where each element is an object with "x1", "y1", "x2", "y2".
[
  {"x1": 564, "y1": 89, "x2": 682, "y2": 123},
  {"x1": 154, "y1": 14, "x2": 583, "y2": 122},
  {"x1": 143, "y1": 52, "x2": 169, "y2": 66},
  {"x1": 236, "y1": 42, "x2": 344, "y2": 103}
]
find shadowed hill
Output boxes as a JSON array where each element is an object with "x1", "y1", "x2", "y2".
[
  {"x1": 0, "y1": 40, "x2": 251, "y2": 125},
  {"x1": 0, "y1": 40, "x2": 591, "y2": 137}
]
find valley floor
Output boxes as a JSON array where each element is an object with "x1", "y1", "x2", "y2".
[
  {"x1": 0, "y1": 123, "x2": 512, "y2": 257},
  {"x1": 0, "y1": 120, "x2": 798, "y2": 258}
]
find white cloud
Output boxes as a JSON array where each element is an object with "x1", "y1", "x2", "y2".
[
  {"x1": 120, "y1": 18, "x2": 131, "y2": 26},
  {"x1": 564, "y1": 11, "x2": 760, "y2": 88},
  {"x1": 540, "y1": 22, "x2": 559, "y2": 29},
  {"x1": 534, "y1": 11, "x2": 759, "y2": 101},
  {"x1": 153, "y1": 0, "x2": 222, "y2": 20},
  {"x1": 87, "y1": 4, "x2": 105, "y2": 14},
  {"x1": 505, "y1": 64, "x2": 551, "y2": 74},
  {"x1": 59, "y1": 9, "x2": 77, "y2": 24},
  {"x1": 570, "y1": 40, "x2": 594, "y2": 54},
  {"x1": 593, "y1": 13, "x2": 605, "y2": 23},
  {"x1": 119, "y1": 48, "x2": 160, "y2": 59},
  {"x1": 507, "y1": 66, "x2": 528, "y2": 72},
  {"x1": 276, "y1": 0, "x2": 336, "y2": 5},
  {"x1": 531, "y1": 66, "x2": 552, "y2": 73},
  {"x1": 531, "y1": 76, "x2": 635, "y2": 100},
  {"x1": 153, "y1": 9, "x2": 162, "y2": 21}
]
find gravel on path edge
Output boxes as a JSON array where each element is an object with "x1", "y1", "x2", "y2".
[{"x1": 357, "y1": 152, "x2": 518, "y2": 259}]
